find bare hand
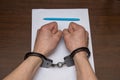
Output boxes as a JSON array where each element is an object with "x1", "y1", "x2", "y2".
[
  {"x1": 33, "y1": 22, "x2": 62, "y2": 56},
  {"x1": 63, "y1": 22, "x2": 88, "y2": 52}
]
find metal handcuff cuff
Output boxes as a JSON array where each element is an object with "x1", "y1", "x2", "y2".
[{"x1": 24, "y1": 47, "x2": 90, "y2": 68}]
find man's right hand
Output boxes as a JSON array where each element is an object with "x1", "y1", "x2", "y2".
[{"x1": 33, "y1": 22, "x2": 62, "y2": 56}]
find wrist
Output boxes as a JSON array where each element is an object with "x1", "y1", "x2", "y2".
[
  {"x1": 70, "y1": 47, "x2": 90, "y2": 58},
  {"x1": 28, "y1": 56, "x2": 42, "y2": 61},
  {"x1": 74, "y1": 51, "x2": 88, "y2": 58},
  {"x1": 73, "y1": 52, "x2": 88, "y2": 60},
  {"x1": 70, "y1": 46, "x2": 88, "y2": 53},
  {"x1": 33, "y1": 48, "x2": 48, "y2": 56}
]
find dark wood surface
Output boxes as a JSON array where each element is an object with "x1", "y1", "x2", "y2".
[{"x1": 0, "y1": 0, "x2": 120, "y2": 80}]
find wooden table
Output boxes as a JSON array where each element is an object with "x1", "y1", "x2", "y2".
[{"x1": 0, "y1": 0, "x2": 120, "y2": 80}]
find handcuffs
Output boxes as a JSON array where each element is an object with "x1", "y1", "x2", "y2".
[{"x1": 24, "y1": 47, "x2": 90, "y2": 68}]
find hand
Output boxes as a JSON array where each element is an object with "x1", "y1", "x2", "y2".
[
  {"x1": 33, "y1": 22, "x2": 62, "y2": 56},
  {"x1": 63, "y1": 22, "x2": 88, "y2": 52}
]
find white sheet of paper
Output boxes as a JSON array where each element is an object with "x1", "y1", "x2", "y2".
[{"x1": 32, "y1": 9, "x2": 95, "y2": 80}]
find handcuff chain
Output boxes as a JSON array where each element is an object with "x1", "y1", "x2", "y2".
[{"x1": 51, "y1": 62, "x2": 65, "y2": 68}]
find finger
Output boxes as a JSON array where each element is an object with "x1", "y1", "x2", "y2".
[
  {"x1": 63, "y1": 29, "x2": 70, "y2": 35},
  {"x1": 70, "y1": 22, "x2": 85, "y2": 31},
  {"x1": 68, "y1": 23, "x2": 74, "y2": 33},
  {"x1": 46, "y1": 22, "x2": 58, "y2": 34},
  {"x1": 69, "y1": 22, "x2": 79, "y2": 31},
  {"x1": 52, "y1": 23, "x2": 58, "y2": 34},
  {"x1": 41, "y1": 22, "x2": 57, "y2": 31},
  {"x1": 55, "y1": 30, "x2": 62, "y2": 38}
]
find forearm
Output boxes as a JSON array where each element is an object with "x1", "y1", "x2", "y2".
[
  {"x1": 74, "y1": 52, "x2": 97, "y2": 80},
  {"x1": 3, "y1": 22, "x2": 62, "y2": 80},
  {"x1": 3, "y1": 56, "x2": 42, "y2": 80}
]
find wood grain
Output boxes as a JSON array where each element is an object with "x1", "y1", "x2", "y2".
[{"x1": 0, "y1": 0, "x2": 120, "y2": 80}]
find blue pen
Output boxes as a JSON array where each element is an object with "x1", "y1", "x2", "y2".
[{"x1": 43, "y1": 18, "x2": 80, "y2": 21}]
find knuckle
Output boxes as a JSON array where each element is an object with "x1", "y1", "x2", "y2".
[
  {"x1": 79, "y1": 26, "x2": 86, "y2": 31},
  {"x1": 40, "y1": 26, "x2": 46, "y2": 31},
  {"x1": 79, "y1": 26, "x2": 84, "y2": 29},
  {"x1": 41, "y1": 26, "x2": 46, "y2": 30}
]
